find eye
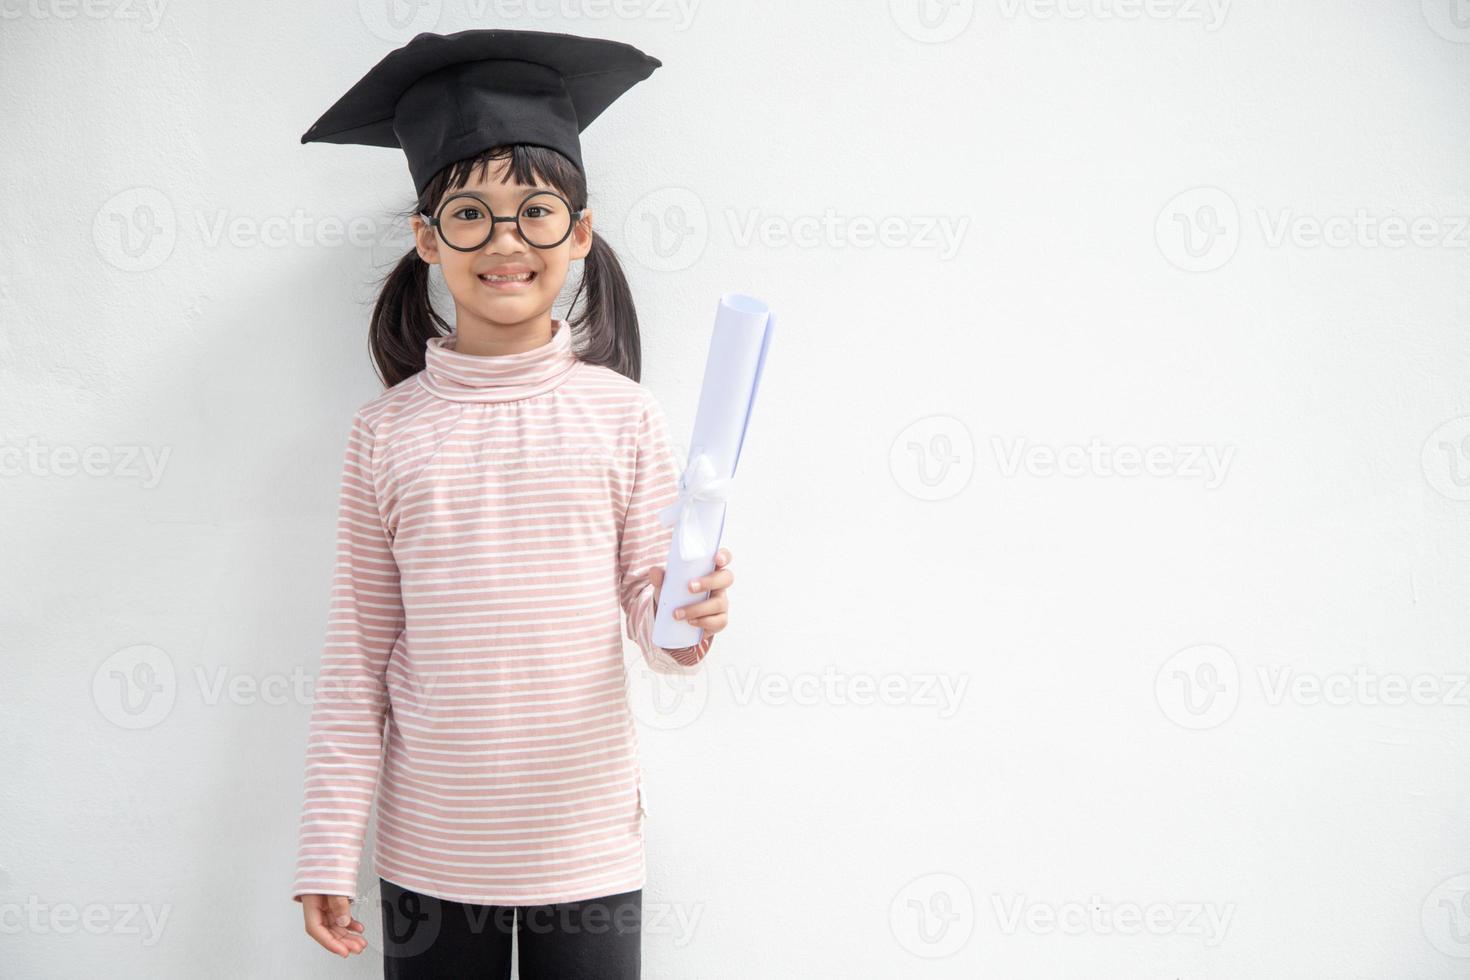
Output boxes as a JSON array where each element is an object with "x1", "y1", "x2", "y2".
[
  {"x1": 451, "y1": 206, "x2": 484, "y2": 221},
  {"x1": 522, "y1": 205, "x2": 550, "y2": 219}
]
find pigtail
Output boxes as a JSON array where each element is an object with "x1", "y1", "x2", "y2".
[
  {"x1": 568, "y1": 233, "x2": 643, "y2": 384},
  {"x1": 369, "y1": 246, "x2": 449, "y2": 389}
]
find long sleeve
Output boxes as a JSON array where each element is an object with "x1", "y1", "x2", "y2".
[
  {"x1": 290, "y1": 411, "x2": 406, "y2": 902},
  {"x1": 618, "y1": 393, "x2": 716, "y2": 675}
]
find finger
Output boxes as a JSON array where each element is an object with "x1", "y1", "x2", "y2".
[
  {"x1": 674, "y1": 595, "x2": 729, "y2": 622},
  {"x1": 714, "y1": 548, "x2": 732, "y2": 567},
  {"x1": 328, "y1": 926, "x2": 367, "y2": 955},
  {"x1": 687, "y1": 568, "x2": 733, "y2": 594},
  {"x1": 330, "y1": 924, "x2": 369, "y2": 953},
  {"x1": 685, "y1": 612, "x2": 728, "y2": 633},
  {"x1": 327, "y1": 895, "x2": 354, "y2": 929}
]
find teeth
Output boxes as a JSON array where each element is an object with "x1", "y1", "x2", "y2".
[{"x1": 481, "y1": 272, "x2": 533, "y2": 282}]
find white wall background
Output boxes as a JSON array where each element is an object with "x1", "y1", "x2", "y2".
[{"x1": 3, "y1": 1, "x2": 1469, "y2": 977}]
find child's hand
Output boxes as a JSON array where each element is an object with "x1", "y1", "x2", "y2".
[
  {"x1": 650, "y1": 547, "x2": 733, "y2": 638},
  {"x1": 300, "y1": 893, "x2": 368, "y2": 957}
]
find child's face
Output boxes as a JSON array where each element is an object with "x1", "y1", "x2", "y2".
[{"x1": 412, "y1": 158, "x2": 593, "y2": 331}]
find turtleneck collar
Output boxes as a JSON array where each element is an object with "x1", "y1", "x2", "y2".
[{"x1": 419, "y1": 319, "x2": 581, "y2": 403}]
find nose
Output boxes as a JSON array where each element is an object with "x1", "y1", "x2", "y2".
[{"x1": 483, "y1": 216, "x2": 526, "y2": 253}]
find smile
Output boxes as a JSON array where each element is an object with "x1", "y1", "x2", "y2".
[{"x1": 478, "y1": 270, "x2": 537, "y2": 290}]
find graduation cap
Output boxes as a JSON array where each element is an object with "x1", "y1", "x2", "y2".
[{"x1": 300, "y1": 29, "x2": 661, "y2": 197}]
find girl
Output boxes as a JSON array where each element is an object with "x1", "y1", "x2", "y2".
[{"x1": 289, "y1": 30, "x2": 734, "y2": 979}]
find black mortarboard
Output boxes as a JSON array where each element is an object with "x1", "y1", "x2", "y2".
[{"x1": 300, "y1": 29, "x2": 660, "y2": 197}]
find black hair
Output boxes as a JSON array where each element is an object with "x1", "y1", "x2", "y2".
[{"x1": 367, "y1": 143, "x2": 643, "y2": 388}]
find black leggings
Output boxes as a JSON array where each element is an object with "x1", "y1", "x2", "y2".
[{"x1": 378, "y1": 877, "x2": 641, "y2": 980}]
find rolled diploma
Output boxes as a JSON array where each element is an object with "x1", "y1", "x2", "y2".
[{"x1": 651, "y1": 292, "x2": 774, "y2": 649}]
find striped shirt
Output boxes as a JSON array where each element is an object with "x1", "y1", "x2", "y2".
[{"x1": 290, "y1": 318, "x2": 713, "y2": 906}]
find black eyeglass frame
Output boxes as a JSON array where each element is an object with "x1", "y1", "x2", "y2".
[{"x1": 420, "y1": 189, "x2": 586, "y2": 252}]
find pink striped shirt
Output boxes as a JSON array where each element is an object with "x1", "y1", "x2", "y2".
[{"x1": 290, "y1": 318, "x2": 713, "y2": 906}]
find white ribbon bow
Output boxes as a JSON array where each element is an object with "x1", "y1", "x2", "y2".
[{"x1": 657, "y1": 452, "x2": 733, "y2": 562}]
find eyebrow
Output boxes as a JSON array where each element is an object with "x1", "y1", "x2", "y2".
[{"x1": 450, "y1": 186, "x2": 551, "y2": 200}]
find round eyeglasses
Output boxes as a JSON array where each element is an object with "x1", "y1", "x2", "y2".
[{"x1": 422, "y1": 190, "x2": 584, "y2": 251}]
